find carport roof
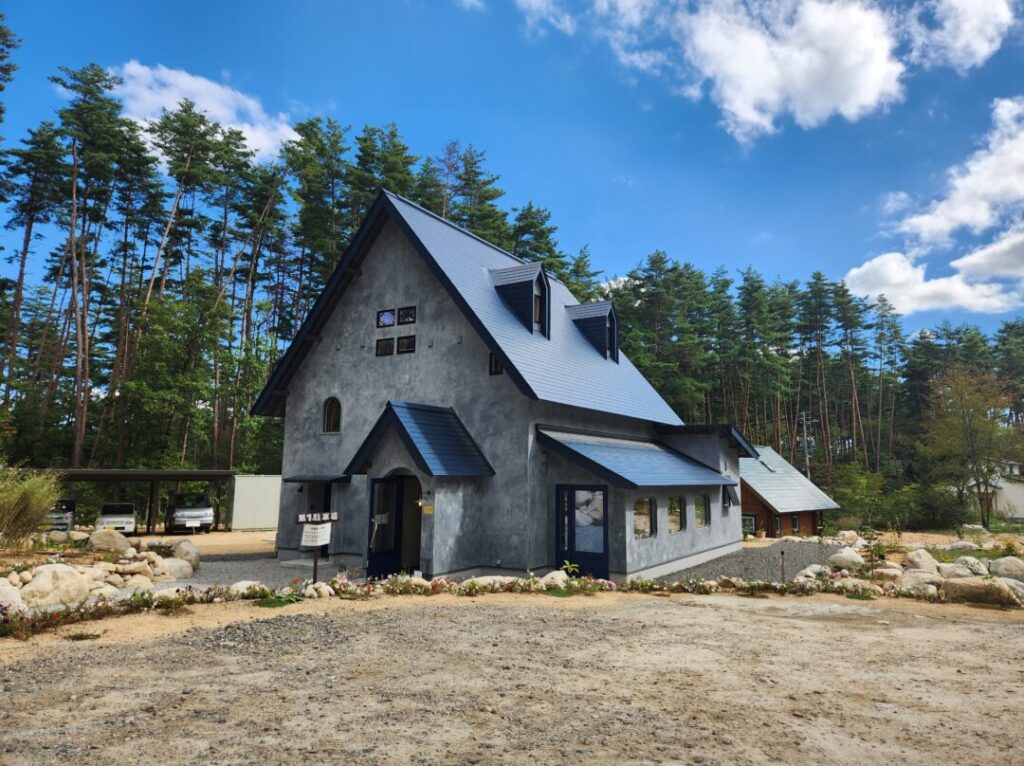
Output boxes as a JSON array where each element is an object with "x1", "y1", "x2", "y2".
[
  {"x1": 345, "y1": 401, "x2": 495, "y2": 478},
  {"x1": 537, "y1": 428, "x2": 735, "y2": 489}
]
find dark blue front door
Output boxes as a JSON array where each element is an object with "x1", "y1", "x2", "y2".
[
  {"x1": 367, "y1": 478, "x2": 403, "y2": 578},
  {"x1": 556, "y1": 485, "x2": 609, "y2": 580}
]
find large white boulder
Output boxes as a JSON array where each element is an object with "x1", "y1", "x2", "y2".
[
  {"x1": 49, "y1": 530, "x2": 69, "y2": 544},
  {"x1": 828, "y1": 547, "x2": 865, "y2": 569},
  {"x1": 904, "y1": 549, "x2": 939, "y2": 573},
  {"x1": 955, "y1": 556, "x2": 988, "y2": 576},
  {"x1": 468, "y1": 575, "x2": 517, "y2": 587},
  {"x1": 89, "y1": 584, "x2": 121, "y2": 600},
  {"x1": 940, "y1": 577, "x2": 1022, "y2": 608},
  {"x1": 123, "y1": 574, "x2": 153, "y2": 590},
  {"x1": 173, "y1": 539, "x2": 201, "y2": 571},
  {"x1": 19, "y1": 564, "x2": 91, "y2": 607},
  {"x1": 88, "y1": 529, "x2": 131, "y2": 553},
  {"x1": 229, "y1": 580, "x2": 264, "y2": 596},
  {"x1": 900, "y1": 583, "x2": 938, "y2": 599},
  {"x1": 835, "y1": 530, "x2": 859, "y2": 544},
  {"x1": 0, "y1": 581, "x2": 25, "y2": 613},
  {"x1": 68, "y1": 530, "x2": 90, "y2": 542},
  {"x1": 155, "y1": 557, "x2": 193, "y2": 580},
  {"x1": 896, "y1": 571, "x2": 945, "y2": 589},
  {"x1": 1000, "y1": 578, "x2": 1024, "y2": 602},
  {"x1": 988, "y1": 557, "x2": 1024, "y2": 577},
  {"x1": 833, "y1": 578, "x2": 883, "y2": 596},
  {"x1": 937, "y1": 563, "x2": 974, "y2": 579},
  {"x1": 540, "y1": 570, "x2": 569, "y2": 589}
]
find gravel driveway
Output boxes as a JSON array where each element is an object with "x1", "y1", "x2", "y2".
[
  {"x1": 173, "y1": 554, "x2": 315, "y2": 590},
  {"x1": 659, "y1": 539, "x2": 841, "y2": 583}
]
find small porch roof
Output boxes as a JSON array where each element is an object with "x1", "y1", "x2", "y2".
[
  {"x1": 537, "y1": 427, "x2": 736, "y2": 489},
  {"x1": 345, "y1": 401, "x2": 495, "y2": 478}
]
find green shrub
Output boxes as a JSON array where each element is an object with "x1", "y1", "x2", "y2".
[{"x1": 0, "y1": 468, "x2": 61, "y2": 545}]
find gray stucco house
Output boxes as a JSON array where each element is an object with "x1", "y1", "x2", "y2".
[{"x1": 253, "y1": 190, "x2": 757, "y2": 580}]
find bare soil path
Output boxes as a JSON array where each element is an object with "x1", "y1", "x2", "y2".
[{"x1": 1, "y1": 593, "x2": 1022, "y2": 765}]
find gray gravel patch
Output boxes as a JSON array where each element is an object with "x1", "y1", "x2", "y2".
[
  {"x1": 173, "y1": 554, "x2": 314, "y2": 590},
  {"x1": 658, "y1": 540, "x2": 841, "y2": 583}
]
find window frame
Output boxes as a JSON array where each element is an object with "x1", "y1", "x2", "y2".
[
  {"x1": 376, "y1": 309, "x2": 396, "y2": 328},
  {"x1": 396, "y1": 335, "x2": 416, "y2": 354},
  {"x1": 322, "y1": 397, "x2": 341, "y2": 434},
  {"x1": 397, "y1": 306, "x2": 417, "y2": 325},
  {"x1": 791, "y1": 514, "x2": 800, "y2": 534},
  {"x1": 375, "y1": 338, "x2": 394, "y2": 357},
  {"x1": 694, "y1": 493, "x2": 711, "y2": 528},
  {"x1": 633, "y1": 497, "x2": 656, "y2": 540},
  {"x1": 667, "y1": 496, "x2": 684, "y2": 534}
]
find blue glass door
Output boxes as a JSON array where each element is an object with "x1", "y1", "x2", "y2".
[{"x1": 556, "y1": 485, "x2": 609, "y2": 580}]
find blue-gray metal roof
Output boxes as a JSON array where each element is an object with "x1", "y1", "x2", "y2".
[
  {"x1": 739, "y1": 446, "x2": 840, "y2": 513},
  {"x1": 385, "y1": 193, "x2": 682, "y2": 426},
  {"x1": 566, "y1": 301, "x2": 613, "y2": 319},
  {"x1": 537, "y1": 428, "x2": 735, "y2": 489},
  {"x1": 252, "y1": 191, "x2": 683, "y2": 426},
  {"x1": 345, "y1": 401, "x2": 494, "y2": 478}
]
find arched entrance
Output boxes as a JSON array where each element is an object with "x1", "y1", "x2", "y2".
[{"x1": 367, "y1": 471, "x2": 423, "y2": 578}]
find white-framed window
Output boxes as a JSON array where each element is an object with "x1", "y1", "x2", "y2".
[{"x1": 791, "y1": 515, "x2": 800, "y2": 534}]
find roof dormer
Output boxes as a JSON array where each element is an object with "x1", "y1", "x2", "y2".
[
  {"x1": 567, "y1": 301, "x2": 619, "y2": 362},
  {"x1": 490, "y1": 263, "x2": 550, "y2": 337}
]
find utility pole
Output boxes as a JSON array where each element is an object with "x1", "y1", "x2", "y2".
[{"x1": 801, "y1": 411, "x2": 812, "y2": 480}]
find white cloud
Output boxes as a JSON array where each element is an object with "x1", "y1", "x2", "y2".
[
  {"x1": 474, "y1": 0, "x2": 1017, "y2": 145},
  {"x1": 881, "y1": 190, "x2": 912, "y2": 215},
  {"x1": 514, "y1": 0, "x2": 577, "y2": 34},
  {"x1": 112, "y1": 60, "x2": 297, "y2": 161},
  {"x1": 677, "y1": 1, "x2": 905, "y2": 143},
  {"x1": 845, "y1": 251, "x2": 1021, "y2": 314},
  {"x1": 900, "y1": 96, "x2": 1024, "y2": 244},
  {"x1": 950, "y1": 227, "x2": 1024, "y2": 280},
  {"x1": 908, "y1": 0, "x2": 1016, "y2": 72}
]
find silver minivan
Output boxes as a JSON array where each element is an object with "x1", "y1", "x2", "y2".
[{"x1": 165, "y1": 493, "x2": 214, "y2": 534}]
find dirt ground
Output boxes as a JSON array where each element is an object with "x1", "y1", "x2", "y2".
[
  {"x1": 2, "y1": 593, "x2": 1023, "y2": 765},
  {"x1": 157, "y1": 529, "x2": 277, "y2": 556}
]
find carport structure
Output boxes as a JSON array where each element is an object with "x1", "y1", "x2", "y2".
[{"x1": 58, "y1": 469, "x2": 236, "y2": 534}]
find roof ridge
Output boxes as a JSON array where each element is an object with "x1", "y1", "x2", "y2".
[{"x1": 383, "y1": 189, "x2": 569, "y2": 289}]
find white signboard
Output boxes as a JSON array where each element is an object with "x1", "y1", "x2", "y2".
[{"x1": 301, "y1": 522, "x2": 331, "y2": 547}]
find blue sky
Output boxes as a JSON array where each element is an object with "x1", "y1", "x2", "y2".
[{"x1": 3, "y1": 0, "x2": 1024, "y2": 332}]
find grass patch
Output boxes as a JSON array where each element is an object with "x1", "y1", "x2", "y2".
[
  {"x1": 845, "y1": 591, "x2": 876, "y2": 601},
  {"x1": 254, "y1": 594, "x2": 304, "y2": 608},
  {"x1": 541, "y1": 589, "x2": 574, "y2": 598},
  {"x1": 64, "y1": 632, "x2": 101, "y2": 641}
]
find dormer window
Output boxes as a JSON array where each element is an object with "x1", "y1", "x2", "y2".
[
  {"x1": 567, "y1": 301, "x2": 619, "y2": 362},
  {"x1": 490, "y1": 263, "x2": 550, "y2": 338}
]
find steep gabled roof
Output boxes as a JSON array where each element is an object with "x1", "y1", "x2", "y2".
[
  {"x1": 253, "y1": 190, "x2": 681, "y2": 425},
  {"x1": 739, "y1": 446, "x2": 839, "y2": 513},
  {"x1": 346, "y1": 401, "x2": 494, "y2": 477}
]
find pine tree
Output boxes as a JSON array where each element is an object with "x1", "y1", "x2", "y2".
[
  {"x1": 0, "y1": 12, "x2": 20, "y2": 137},
  {"x1": 509, "y1": 201, "x2": 569, "y2": 276},
  {"x1": 1, "y1": 122, "x2": 67, "y2": 408},
  {"x1": 412, "y1": 156, "x2": 445, "y2": 215},
  {"x1": 451, "y1": 145, "x2": 510, "y2": 249},
  {"x1": 563, "y1": 245, "x2": 603, "y2": 302}
]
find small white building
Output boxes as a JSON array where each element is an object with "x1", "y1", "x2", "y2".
[{"x1": 987, "y1": 461, "x2": 1024, "y2": 521}]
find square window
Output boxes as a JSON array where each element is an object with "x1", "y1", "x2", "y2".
[
  {"x1": 634, "y1": 497, "x2": 655, "y2": 539},
  {"x1": 488, "y1": 353, "x2": 503, "y2": 376},
  {"x1": 695, "y1": 494, "x2": 710, "y2": 528},
  {"x1": 668, "y1": 497, "x2": 683, "y2": 534},
  {"x1": 396, "y1": 335, "x2": 416, "y2": 354},
  {"x1": 375, "y1": 338, "x2": 394, "y2": 356},
  {"x1": 376, "y1": 309, "x2": 396, "y2": 328},
  {"x1": 398, "y1": 306, "x2": 417, "y2": 325}
]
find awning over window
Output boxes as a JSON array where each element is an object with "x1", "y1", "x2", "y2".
[
  {"x1": 345, "y1": 401, "x2": 495, "y2": 477},
  {"x1": 281, "y1": 474, "x2": 350, "y2": 484},
  {"x1": 537, "y1": 428, "x2": 737, "y2": 489}
]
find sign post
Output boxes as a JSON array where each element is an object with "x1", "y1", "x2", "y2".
[{"x1": 296, "y1": 511, "x2": 337, "y2": 583}]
